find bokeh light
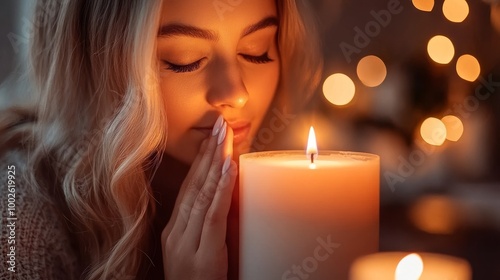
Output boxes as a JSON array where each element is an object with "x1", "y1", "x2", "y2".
[
  {"x1": 420, "y1": 117, "x2": 447, "y2": 146},
  {"x1": 456, "y1": 54, "x2": 481, "y2": 82},
  {"x1": 395, "y1": 254, "x2": 424, "y2": 280},
  {"x1": 492, "y1": 4, "x2": 500, "y2": 34},
  {"x1": 442, "y1": 0, "x2": 469, "y2": 23},
  {"x1": 323, "y1": 73, "x2": 356, "y2": 106},
  {"x1": 412, "y1": 0, "x2": 434, "y2": 12},
  {"x1": 441, "y1": 115, "x2": 464, "y2": 142},
  {"x1": 410, "y1": 195, "x2": 461, "y2": 234},
  {"x1": 427, "y1": 35, "x2": 455, "y2": 64},
  {"x1": 356, "y1": 55, "x2": 387, "y2": 87}
]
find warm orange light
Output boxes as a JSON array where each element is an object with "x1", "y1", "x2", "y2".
[
  {"x1": 420, "y1": 117, "x2": 447, "y2": 146},
  {"x1": 443, "y1": 0, "x2": 469, "y2": 23},
  {"x1": 412, "y1": 0, "x2": 434, "y2": 12},
  {"x1": 357, "y1": 55, "x2": 387, "y2": 87},
  {"x1": 323, "y1": 73, "x2": 356, "y2": 106},
  {"x1": 456, "y1": 54, "x2": 481, "y2": 82},
  {"x1": 441, "y1": 115, "x2": 464, "y2": 141},
  {"x1": 492, "y1": 4, "x2": 500, "y2": 34},
  {"x1": 395, "y1": 253, "x2": 424, "y2": 280},
  {"x1": 410, "y1": 195, "x2": 460, "y2": 234},
  {"x1": 306, "y1": 126, "x2": 318, "y2": 168},
  {"x1": 427, "y1": 35, "x2": 455, "y2": 64}
]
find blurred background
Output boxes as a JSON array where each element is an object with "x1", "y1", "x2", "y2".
[
  {"x1": 268, "y1": 0, "x2": 500, "y2": 279},
  {"x1": 1, "y1": 0, "x2": 499, "y2": 279}
]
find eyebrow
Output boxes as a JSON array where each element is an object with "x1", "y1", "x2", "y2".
[
  {"x1": 241, "y1": 16, "x2": 279, "y2": 37},
  {"x1": 157, "y1": 24, "x2": 218, "y2": 40},
  {"x1": 157, "y1": 16, "x2": 279, "y2": 40}
]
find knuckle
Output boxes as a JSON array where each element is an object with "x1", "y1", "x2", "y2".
[
  {"x1": 161, "y1": 223, "x2": 173, "y2": 242},
  {"x1": 204, "y1": 209, "x2": 222, "y2": 226},
  {"x1": 193, "y1": 189, "x2": 213, "y2": 210},
  {"x1": 187, "y1": 177, "x2": 202, "y2": 192},
  {"x1": 164, "y1": 232, "x2": 178, "y2": 251},
  {"x1": 178, "y1": 202, "x2": 191, "y2": 223},
  {"x1": 205, "y1": 172, "x2": 220, "y2": 187}
]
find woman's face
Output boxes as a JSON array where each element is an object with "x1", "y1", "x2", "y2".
[{"x1": 157, "y1": 0, "x2": 280, "y2": 164}]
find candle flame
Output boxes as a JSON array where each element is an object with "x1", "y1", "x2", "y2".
[
  {"x1": 307, "y1": 126, "x2": 318, "y2": 166},
  {"x1": 395, "y1": 253, "x2": 424, "y2": 280}
]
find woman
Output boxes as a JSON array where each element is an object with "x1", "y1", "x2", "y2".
[{"x1": 0, "y1": 0, "x2": 322, "y2": 279}]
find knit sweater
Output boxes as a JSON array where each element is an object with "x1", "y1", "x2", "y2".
[
  {"x1": 0, "y1": 116, "x2": 239, "y2": 279},
  {"x1": 0, "y1": 148, "x2": 81, "y2": 279}
]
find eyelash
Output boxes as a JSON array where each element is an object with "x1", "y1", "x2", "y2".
[
  {"x1": 240, "y1": 53, "x2": 274, "y2": 64},
  {"x1": 163, "y1": 52, "x2": 274, "y2": 73},
  {"x1": 164, "y1": 60, "x2": 203, "y2": 73}
]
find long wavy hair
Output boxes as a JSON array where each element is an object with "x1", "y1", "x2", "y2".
[{"x1": 0, "y1": 0, "x2": 322, "y2": 278}]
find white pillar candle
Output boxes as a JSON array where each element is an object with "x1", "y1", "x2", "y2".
[
  {"x1": 350, "y1": 252, "x2": 472, "y2": 280},
  {"x1": 239, "y1": 138, "x2": 380, "y2": 279}
]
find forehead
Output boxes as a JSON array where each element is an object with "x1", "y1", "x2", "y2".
[{"x1": 160, "y1": 0, "x2": 277, "y2": 28}]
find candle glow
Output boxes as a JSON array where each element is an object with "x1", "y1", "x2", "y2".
[
  {"x1": 350, "y1": 252, "x2": 471, "y2": 280},
  {"x1": 306, "y1": 126, "x2": 318, "y2": 168},
  {"x1": 240, "y1": 146, "x2": 380, "y2": 279},
  {"x1": 395, "y1": 253, "x2": 424, "y2": 280}
]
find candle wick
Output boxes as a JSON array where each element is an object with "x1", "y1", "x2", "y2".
[{"x1": 310, "y1": 153, "x2": 315, "y2": 164}]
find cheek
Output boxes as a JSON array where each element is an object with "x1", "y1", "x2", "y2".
[
  {"x1": 245, "y1": 63, "x2": 280, "y2": 142},
  {"x1": 160, "y1": 79, "x2": 200, "y2": 135},
  {"x1": 160, "y1": 79, "x2": 205, "y2": 163},
  {"x1": 250, "y1": 63, "x2": 280, "y2": 108},
  {"x1": 259, "y1": 63, "x2": 280, "y2": 108}
]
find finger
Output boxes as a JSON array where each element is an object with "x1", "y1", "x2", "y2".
[
  {"x1": 199, "y1": 158, "x2": 237, "y2": 251},
  {"x1": 165, "y1": 138, "x2": 209, "y2": 234},
  {"x1": 183, "y1": 125, "x2": 233, "y2": 248},
  {"x1": 182, "y1": 132, "x2": 210, "y2": 187},
  {"x1": 170, "y1": 117, "x2": 225, "y2": 235}
]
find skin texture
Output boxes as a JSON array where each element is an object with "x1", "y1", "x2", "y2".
[
  {"x1": 162, "y1": 123, "x2": 236, "y2": 280},
  {"x1": 158, "y1": 0, "x2": 280, "y2": 279},
  {"x1": 157, "y1": 0, "x2": 280, "y2": 164}
]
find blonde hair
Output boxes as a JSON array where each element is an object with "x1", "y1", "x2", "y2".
[
  {"x1": 277, "y1": 0, "x2": 323, "y2": 112},
  {"x1": 27, "y1": 0, "x2": 166, "y2": 278},
  {"x1": 0, "y1": 0, "x2": 322, "y2": 279}
]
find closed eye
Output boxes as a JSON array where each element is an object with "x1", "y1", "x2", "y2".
[
  {"x1": 240, "y1": 52, "x2": 274, "y2": 64},
  {"x1": 162, "y1": 59, "x2": 204, "y2": 73},
  {"x1": 162, "y1": 52, "x2": 273, "y2": 73}
]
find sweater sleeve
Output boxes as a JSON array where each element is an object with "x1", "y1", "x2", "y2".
[{"x1": 0, "y1": 152, "x2": 81, "y2": 280}]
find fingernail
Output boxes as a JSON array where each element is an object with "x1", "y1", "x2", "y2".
[
  {"x1": 212, "y1": 115, "x2": 224, "y2": 136},
  {"x1": 217, "y1": 122, "x2": 227, "y2": 145},
  {"x1": 222, "y1": 155, "x2": 231, "y2": 174}
]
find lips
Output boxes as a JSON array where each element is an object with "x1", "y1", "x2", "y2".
[
  {"x1": 227, "y1": 121, "x2": 251, "y2": 145},
  {"x1": 193, "y1": 119, "x2": 251, "y2": 144}
]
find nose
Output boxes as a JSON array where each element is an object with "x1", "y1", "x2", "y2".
[{"x1": 206, "y1": 59, "x2": 249, "y2": 109}]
